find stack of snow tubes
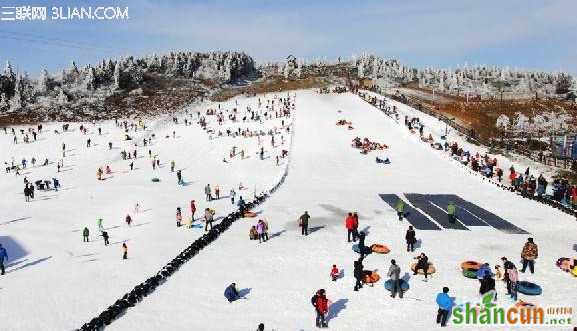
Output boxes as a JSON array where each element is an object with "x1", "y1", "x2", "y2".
[{"x1": 78, "y1": 194, "x2": 268, "y2": 330}]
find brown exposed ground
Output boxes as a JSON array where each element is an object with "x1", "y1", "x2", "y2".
[{"x1": 392, "y1": 85, "x2": 577, "y2": 142}]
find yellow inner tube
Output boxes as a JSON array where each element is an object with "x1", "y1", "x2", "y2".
[{"x1": 411, "y1": 262, "x2": 436, "y2": 274}]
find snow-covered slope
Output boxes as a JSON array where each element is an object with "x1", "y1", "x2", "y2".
[
  {"x1": 109, "y1": 91, "x2": 577, "y2": 330},
  {"x1": 1, "y1": 91, "x2": 575, "y2": 330},
  {"x1": 0, "y1": 93, "x2": 292, "y2": 330}
]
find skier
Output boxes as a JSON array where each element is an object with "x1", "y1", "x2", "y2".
[
  {"x1": 122, "y1": 243, "x2": 128, "y2": 259},
  {"x1": 299, "y1": 211, "x2": 310, "y2": 236},
  {"x1": 312, "y1": 289, "x2": 329, "y2": 328},
  {"x1": 230, "y1": 188, "x2": 236, "y2": 204},
  {"x1": 436, "y1": 287, "x2": 453, "y2": 327},
  {"x1": 387, "y1": 259, "x2": 403, "y2": 298},
  {"x1": 396, "y1": 199, "x2": 405, "y2": 221},
  {"x1": 125, "y1": 214, "x2": 132, "y2": 226},
  {"x1": 345, "y1": 212, "x2": 355, "y2": 242},
  {"x1": 83, "y1": 227, "x2": 90, "y2": 242},
  {"x1": 224, "y1": 283, "x2": 239, "y2": 302},
  {"x1": 330, "y1": 264, "x2": 339, "y2": 281},
  {"x1": 520, "y1": 237, "x2": 538, "y2": 273},
  {"x1": 447, "y1": 201, "x2": 456, "y2": 223},
  {"x1": 97, "y1": 218, "x2": 104, "y2": 232},
  {"x1": 176, "y1": 207, "x2": 182, "y2": 227},
  {"x1": 102, "y1": 231, "x2": 110, "y2": 246},
  {"x1": 353, "y1": 257, "x2": 364, "y2": 291},
  {"x1": 405, "y1": 226, "x2": 416, "y2": 252},
  {"x1": 0, "y1": 244, "x2": 8, "y2": 275}
]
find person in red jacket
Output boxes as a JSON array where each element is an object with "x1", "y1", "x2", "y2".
[
  {"x1": 330, "y1": 265, "x2": 339, "y2": 281},
  {"x1": 345, "y1": 212, "x2": 355, "y2": 242},
  {"x1": 312, "y1": 289, "x2": 329, "y2": 328},
  {"x1": 190, "y1": 200, "x2": 196, "y2": 221},
  {"x1": 352, "y1": 212, "x2": 359, "y2": 241}
]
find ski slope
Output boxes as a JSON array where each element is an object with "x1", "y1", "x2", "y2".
[
  {"x1": 109, "y1": 91, "x2": 576, "y2": 330},
  {"x1": 0, "y1": 93, "x2": 292, "y2": 330},
  {"x1": 1, "y1": 91, "x2": 576, "y2": 330}
]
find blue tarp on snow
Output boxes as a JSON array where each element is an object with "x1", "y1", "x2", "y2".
[
  {"x1": 379, "y1": 194, "x2": 441, "y2": 230},
  {"x1": 405, "y1": 194, "x2": 469, "y2": 230}
]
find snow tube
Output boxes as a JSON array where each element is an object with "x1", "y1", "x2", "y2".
[
  {"x1": 243, "y1": 211, "x2": 257, "y2": 218},
  {"x1": 151, "y1": 178, "x2": 160, "y2": 182},
  {"x1": 410, "y1": 262, "x2": 436, "y2": 275},
  {"x1": 462, "y1": 269, "x2": 478, "y2": 279},
  {"x1": 556, "y1": 257, "x2": 573, "y2": 272},
  {"x1": 572, "y1": 267, "x2": 577, "y2": 277},
  {"x1": 384, "y1": 279, "x2": 410, "y2": 292},
  {"x1": 460, "y1": 261, "x2": 482, "y2": 271},
  {"x1": 363, "y1": 271, "x2": 381, "y2": 284},
  {"x1": 370, "y1": 244, "x2": 390, "y2": 254},
  {"x1": 517, "y1": 281, "x2": 542, "y2": 296},
  {"x1": 515, "y1": 301, "x2": 535, "y2": 308}
]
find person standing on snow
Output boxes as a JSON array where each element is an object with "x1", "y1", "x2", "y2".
[
  {"x1": 352, "y1": 212, "x2": 359, "y2": 241},
  {"x1": 102, "y1": 231, "x2": 110, "y2": 246},
  {"x1": 520, "y1": 237, "x2": 538, "y2": 274},
  {"x1": 190, "y1": 200, "x2": 196, "y2": 221},
  {"x1": 299, "y1": 211, "x2": 310, "y2": 236},
  {"x1": 396, "y1": 199, "x2": 405, "y2": 221},
  {"x1": 447, "y1": 202, "x2": 457, "y2": 223},
  {"x1": 122, "y1": 243, "x2": 128, "y2": 260},
  {"x1": 405, "y1": 225, "x2": 416, "y2": 252},
  {"x1": 345, "y1": 212, "x2": 355, "y2": 242},
  {"x1": 176, "y1": 207, "x2": 182, "y2": 227},
  {"x1": 0, "y1": 244, "x2": 8, "y2": 275},
  {"x1": 176, "y1": 170, "x2": 183, "y2": 185},
  {"x1": 501, "y1": 257, "x2": 515, "y2": 294},
  {"x1": 170, "y1": 160, "x2": 175, "y2": 172},
  {"x1": 230, "y1": 189, "x2": 236, "y2": 204},
  {"x1": 237, "y1": 196, "x2": 246, "y2": 214},
  {"x1": 97, "y1": 218, "x2": 104, "y2": 232},
  {"x1": 125, "y1": 214, "x2": 132, "y2": 226},
  {"x1": 215, "y1": 185, "x2": 220, "y2": 200},
  {"x1": 436, "y1": 287, "x2": 453, "y2": 327},
  {"x1": 205, "y1": 184, "x2": 212, "y2": 201},
  {"x1": 204, "y1": 208, "x2": 214, "y2": 231},
  {"x1": 330, "y1": 265, "x2": 339, "y2": 281},
  {"x1": 387, "y1": 259, "x2": 403, "y2": 298},
  {"x1": 311, "y1": 289, "x2": 329, "y2": 328},
  {"x1": 83, "y1": 227, "x2": 90, "y2": 242},
  {"x1": 353, "y1": 257, "x2": 364, "y2": 291}
]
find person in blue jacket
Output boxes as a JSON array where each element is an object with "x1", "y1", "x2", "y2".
[
  {"x1": 436, "y1": 287, "x2": 453, "y2": 327},
  {"x1": 0, "y1": 244, "x2": 8, "y2": 275},
  {"x1": 224, "y1": 283, "x2": 239, "y2": 302},
  {"x1": 237, "y1": 196, "x2": 246, "y2": 213},
  {"x1": 476, "y1": 263, "x2": 491, "y2": 282}
]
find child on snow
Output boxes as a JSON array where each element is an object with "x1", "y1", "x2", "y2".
[{"x1": 330, "y1": 265, "x2": 339, "y2": 281}]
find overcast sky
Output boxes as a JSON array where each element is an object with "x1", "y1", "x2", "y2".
[{"x1": 0, "y1": 0, "x2": 575, "y2": 76}]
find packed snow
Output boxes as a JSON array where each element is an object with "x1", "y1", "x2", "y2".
[{"x1": 1, "y1": 90, "x2": 576, "y2": 330}]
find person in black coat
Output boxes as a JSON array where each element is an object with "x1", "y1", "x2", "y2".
[
  {"x1": 353, "y1": 257, "x2": 364, "y2": 291},
  {"x1": 405, "y1": 226, "x2": 416, "y2": 252},
  {"x1": 501, "y1": 257, "x2": 515, "y2": 294},
  {"x1": 479, "y1": 274, "x2": 496, "y2": 296},
  {"x1": 358, "y1": 231, "x2": 369, "y2": 259},
  {"x1": 413, "y1": 253, "x2": 429, "y2": 279}
]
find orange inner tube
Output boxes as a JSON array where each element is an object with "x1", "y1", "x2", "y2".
[
  {"x1": 243, "y1": 211, "x2": 256, "y2": 218},
  {"x1": 515, "y1": 301, "x2": 535, "y2": 308},
  {"x1": 460, "y1": 261, "x2": 482, "y2": 271},
  {"x1": 370, "y1": 244, "x2": 390, "y2": 254},
  {"x1": 363, "y1": 272, "x2": 381, "y2": 284},
  {"x1": 410, "y1": 262, "x2": 436, "y2": 274}
]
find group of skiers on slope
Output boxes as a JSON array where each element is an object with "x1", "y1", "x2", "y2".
[{"x1": 249, "y1": 219, "x2": 270, "y2": 243}]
